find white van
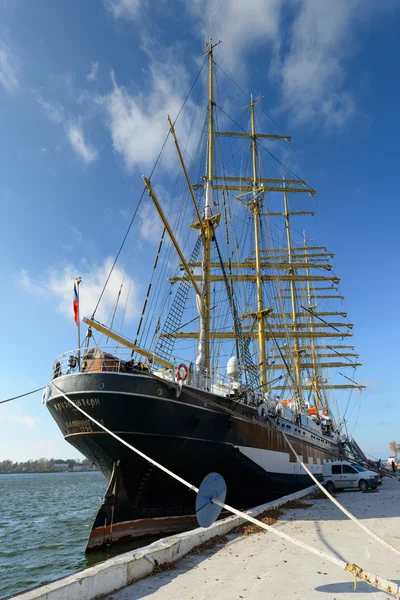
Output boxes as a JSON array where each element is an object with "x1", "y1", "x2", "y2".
[{"x1": 323, "y1": 461, "x2": 378, "y2": 493}]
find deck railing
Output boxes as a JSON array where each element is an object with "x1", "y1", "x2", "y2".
[{"x1": 50, "y1": 346, "x2": 243, "y2": 397}]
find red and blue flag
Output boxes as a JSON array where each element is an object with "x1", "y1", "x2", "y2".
[{"x1": 73, "y1": 282, "x2": 79, "y2": 326}]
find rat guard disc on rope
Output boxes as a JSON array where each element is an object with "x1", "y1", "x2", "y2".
[{"x1": 196, "y1": 472, "x2": 227, "y2": 528}]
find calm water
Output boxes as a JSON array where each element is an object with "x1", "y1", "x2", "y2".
[{"x1": 0, "y1": 471, "x2": 107, "y2": 598}]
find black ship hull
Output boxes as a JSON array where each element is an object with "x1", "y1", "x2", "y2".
[{"x1": 46, "y1": 371, "x2": 344, "y2": 551}]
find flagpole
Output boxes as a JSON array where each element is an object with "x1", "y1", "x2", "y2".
[{"x1": 76, "y1": 277, "x2": 82, "y2": 370}]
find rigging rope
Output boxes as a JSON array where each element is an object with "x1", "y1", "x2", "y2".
[
  {"x1": 0, "y1": 386, "x2": 45, "y2": 404},
  {"x1": 92, "y1": 57, "x2": 207, "y2": 321},
  {"x1": 91, "y1": 190, "x2": 146, "y2": 320},
  {"x1": 213, "y1": 235, "x2": 259, "y2": 391},
  {"x1": 155, "y1": 237, "x2": 202, "y2": 362},
  {"x1": 214, "y1": 93, "x2": 312, "y2": 189}
]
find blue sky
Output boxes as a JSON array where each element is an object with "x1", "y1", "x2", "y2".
[{"x1": 1, "y1": 0, "x2": 400, "y2": 462}]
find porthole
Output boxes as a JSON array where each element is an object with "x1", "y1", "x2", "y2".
[
  {"x1": 157, "y1": 388, "x2": 163, "y2": 396},
  {"x1": 98, "y1": 382, "x2": 104, "y2": 390}
]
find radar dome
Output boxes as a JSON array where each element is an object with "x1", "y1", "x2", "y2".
[{"x1": 226, "y1": 356, "x2": 240, "y2": 379}]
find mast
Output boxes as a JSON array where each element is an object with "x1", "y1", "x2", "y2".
[
  {"x1": 207, "y1": 44, "x2": 214, "y2": 187},
  {"x1": 283, "y1": 183, "x2": 302, "y2": 396},
  {"x1": 196, "y1": 38, "x2": 221, "y2": 386},
  {"x1": 250, "y1": 98, "x2": 268, "y2": 392},
  {"x1": 303, "y1": 232, "x2": 321, "y2": 408},
  {"x1": 204, "y1": 40, "x2": 213, "y2": 381}
]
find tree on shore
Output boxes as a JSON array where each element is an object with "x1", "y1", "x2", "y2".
[
  {"x1": 0, "y1": 458, "x2": 98, "y2": 473},
  {"x1": 389, "y1": 440, "x2": 400, "y2": 460}
]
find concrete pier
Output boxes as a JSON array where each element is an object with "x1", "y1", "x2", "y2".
[
  {"x1": 104, "y1": 478, "x2": 400, "y2": 600},
  {"x1": 13, "y1": 478, "x2": 400, "y2": 600}
]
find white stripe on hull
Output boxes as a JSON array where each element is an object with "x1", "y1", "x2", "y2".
[{"x1": 236, "y1": 445, "x2": 324, "y2": 476}]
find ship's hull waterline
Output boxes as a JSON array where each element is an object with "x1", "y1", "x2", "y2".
[{"x1": 46, "y1": 372, "x2": 344, "y2": 551}]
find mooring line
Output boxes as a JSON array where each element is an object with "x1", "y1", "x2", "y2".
[
  {"x1": 0, "y1": 386, "x2": 45, "y2": 405},
  {"x1": 50, "y1": 381, "x2": 199, "y2": 494},
  {"x1": 50, "y1": 380, "x2": 400, "y2": 598},
  {"x1": 279, "y1": 426, "x2": 400, "y2": 556},
  {"x1": 170, "y1": 378, "x2": 400, "y2": 557}
]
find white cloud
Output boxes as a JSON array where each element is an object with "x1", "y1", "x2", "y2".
[
  {"x1": 66, "y1": 121, "x2": 98, "y2": 164},
  {"x1": 190, "y1": 0, "x2": 281, "y2": 73},
  {"x1": 105, "y1": 0, "x2": 141, "y2": 20},
  {"x1": 0, "y1": 414, "x2": 40, "y2": 428},
  {"x1": 118, "y1": 207, "x2": 131, "y2": 220},
  {"x1": 34, "y1": 92, "x2": 99, "y2": 164},
  {"x1": 139, "y1": 199, "x2": 164, "y2": 243},
  {"x1": 35, "y1": 93, "x2": 65, "y2": 125},
  {"x1": 275, "y1": 1, "x2": 362, "y2": 129},
  {"x1": 189, "y1": 0, "x2": 391, "y2": 130},
  {"x1": 54, "y1": 72, "x2": 74, "y2": 95},
  {"x1": 19, "y1": 269, "x2": 45, "y2": 297},
  {"x1": 87, "y1": 61, "x2": 99, "y2": 82},
  {"x1": 19, "y1": 257, "x2": 142, "y2": 326},
  {"x1": 0, "y1": 37, "x2": 18, "y2": 93},
  {"x1": 104, "y1": 60, "x2": 193, "y2": 171}
]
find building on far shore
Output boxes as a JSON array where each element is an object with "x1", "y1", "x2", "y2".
[{"x1": 53, "y1": 463, "x2": 69, "y2": 471}]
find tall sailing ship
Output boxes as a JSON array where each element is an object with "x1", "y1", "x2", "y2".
[{"x1": 46, "y1": 40, "x2": 366, "y2": 552}]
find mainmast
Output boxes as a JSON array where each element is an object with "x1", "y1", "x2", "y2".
[{"x1": 250, "y1": 98, "x2": 268, "y2": 392}]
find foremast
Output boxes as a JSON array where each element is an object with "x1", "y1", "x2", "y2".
[{"x1": 196, "y1": 39, "x2": 221, "y2": 387}]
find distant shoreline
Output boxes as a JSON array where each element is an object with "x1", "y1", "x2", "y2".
[{"x1": 0, "y1": 458, "x2": 100, "y2": 475}]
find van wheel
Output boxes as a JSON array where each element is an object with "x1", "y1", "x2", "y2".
[
  {"x1": 359, "y1": 479, "x2": 368, "y2": 492},
  {"x1": 326, "y1": 481, "x2": 335, "y2": 494}
]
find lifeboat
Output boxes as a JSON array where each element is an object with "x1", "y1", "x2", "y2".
[{"x1": 278, "y1": 398, "x2": 294, "y2": 406}]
